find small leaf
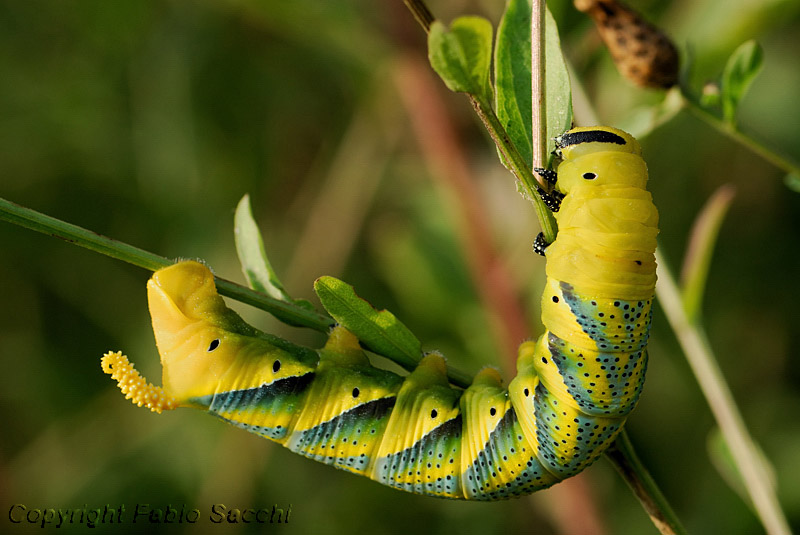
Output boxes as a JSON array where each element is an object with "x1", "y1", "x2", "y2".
[
  {"x1": 314, "y1": 276, "x2": 422, "y2": 372},
  {"x1": 495, "y1": 0, "x2": 572, "y2": 168},
  {"x1": 234, "y1": 194, "x2": 292, "y2": 302},
  {"x1": 721, "y1": 40, "x2": 763, "y2": 124},
  {"x1": 428, "y1": 16, "x2": 494, "y2": 104},
  {"x1": 680, "y1": 184, "x2": 736, "y2": 322}
]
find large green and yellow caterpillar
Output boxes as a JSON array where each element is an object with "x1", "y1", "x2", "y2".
[{"x1": 102, "y1": 126, "x2": 658, "y2": 500}]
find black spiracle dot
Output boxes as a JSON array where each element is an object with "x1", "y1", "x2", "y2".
[
  {"x1": 582, "y1": 172, "x2": 597, "y2": 180},
  {"x1": 490, "y1": 407, "x2": 497, "y2": 417},
  {"x1": 431, "y1": 409, "x2": 438, "y2": 419},
  {"x1": 352, "y1": 387, "x2": 360, "y2": 398},
  {"x1": 207, "y1": 339, "x2": 220, "y2": 352},
  {"x1": 272, "y1": 360, "x2": 281, "y2": 373}
]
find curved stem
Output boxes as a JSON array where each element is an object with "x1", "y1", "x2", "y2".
[
  {"x1": 401, "y1": 0, "x2": 557, "y2": 243},
  {"x1": 605, "y1": 430, "x2": 688, "y2": 535},
  {"x1": 0, "y1": 196, "x2": 484, "y2": 387},
  {"x1": 656, "y1": 249, "x2": 792, "y2": 535},
  {"x1": 681, "y1": 91, "x2": 800, "y2": 177},
  {"x1": 469, "y1": 96, "x2": 557, "y2": 242},
  {"x1": 0, "y1": 197, "x2": 334, "y2": 332}
]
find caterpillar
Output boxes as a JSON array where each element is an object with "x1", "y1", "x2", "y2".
[{"x1": 102, "y1": 126, "x2": 658, "y2": 500}]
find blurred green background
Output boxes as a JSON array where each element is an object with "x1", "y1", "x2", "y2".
[{"x1": 1, "y1": 0, "x2": 799, "y2": 533}]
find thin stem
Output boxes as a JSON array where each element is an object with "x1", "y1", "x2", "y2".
[
  {"x1": 528, "y1": 0, "x2": 558, "y2": 244},
  {"x1": 402, "y1": 0, "x2": 434, "y2": 33},
  {"x1": 531, "y1": 0, "x2": 545, "y2": 172},
  {"x1": 0, "y1": 197, "x2": 334, "y2": 332},
  {"x1": 401, "y1": 0, "x2": 557, "y2": 243},
  {"x1": 656, "y1": 249, "x2": 792, "y2": 535},
  {"x1": 605, "y1": 430, "x2": 688, "y2": 535},
  {"x1": 682, "y1": 92, "x2": 800, "y2": 177},
  {"x1": 0, "y1": 196, "x2": 482, "y2": 387},
  {"x1": 469, "y1": 96, "x2": 557, "y2": 241},
  {"x1": 394, "y1": 55, "x2": 531, "y2": 367}
]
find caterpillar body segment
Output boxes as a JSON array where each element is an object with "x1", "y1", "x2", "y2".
[{"x1": 103, "y1": 126, "x2": 657, "y2": 500}]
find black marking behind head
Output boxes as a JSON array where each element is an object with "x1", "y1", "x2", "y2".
[{"x1": 558, "y1": 130, "x2": 626, "y2": 149}]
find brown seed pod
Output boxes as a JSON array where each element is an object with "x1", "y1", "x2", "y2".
[{"x1": 575, "y1": 0, "x2": 679, "y2": 88}]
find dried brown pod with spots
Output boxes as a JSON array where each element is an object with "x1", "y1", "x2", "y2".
[{"x1": 575, "y1": 0, "x2": 679, "y2": 88}]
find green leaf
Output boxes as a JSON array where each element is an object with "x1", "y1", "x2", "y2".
[
  {"x1": 495, "y1": 0, "x2": 572, "y2": 167},
  {"x1": 314, "y1": 276, "x2": 422, "y2": 372},
  {"x1": 234, "y1": 194, "x2": 292, "y2": 302},
  {"x1": 721, "y1": 40, "x2": 763, "y2": 125},
  {"x1": 428, "y1": 16, "x2": 494, "y2": 105}
]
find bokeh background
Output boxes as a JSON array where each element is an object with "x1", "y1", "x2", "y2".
[{"x1": 1, "y1": 0, "x2": 799, "y2": 533}]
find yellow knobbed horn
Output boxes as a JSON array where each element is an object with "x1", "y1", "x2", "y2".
[{"x1": 101, "y1": 351, "x2": 178, "y2": 413}]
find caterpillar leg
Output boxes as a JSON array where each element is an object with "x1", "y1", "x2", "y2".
[
  {"x1": 533, "y1": 232, "x2": 550, "y2": 257},
  {"x1": 534, "y1": 168, "x2": 563, "y2": 212},
  {"x1": 534, "y1": 186, "x2": 563, "y2": 213},
  {"x1": 534, "y1": 167, "x2": 558, "y2": 186}
]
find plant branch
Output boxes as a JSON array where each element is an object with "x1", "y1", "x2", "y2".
[
  {"x1": 681, "y1": 92, "x2": 800, "y2": 177},
  {"x1": 469, "y1": 95, "x2": 557, "y2": 242},
  {"x1": 531, "y1": 0, "x2": 546, "y2": 172},
  {"x1": 402, "y1": 0, "x2": 557, "y2": 243},
  {"x1": 0, "y1": 197, "x2": 334, "y2": 332},
  {"x1": 655, "y1": 249, "x2": 792, "y2": 535},
  {"x1": 402, "y1": 0, "x2": 434, "y2": 33},
  {"x1": 0, "y1": 196, "x2": 485, "y2": 387},
  {"x1": 605, "y1": 430, "x2": 688, "y2": 535},
  {"x1": 393, "y1": 55, "x2": 531, "y2": 367}
]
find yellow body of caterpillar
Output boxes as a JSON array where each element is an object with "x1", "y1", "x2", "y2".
[{"x1": 103, "y1": 126, "x2": 658, "y2": 500}]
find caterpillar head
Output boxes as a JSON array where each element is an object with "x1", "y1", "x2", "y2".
[
  {"x1": 146, "y1": 260, "x2": 250, "y2": 403},
  {"x1": 104, "y1": 261, "x2": 318, "y2": 412},
  {"x1": 554, "y1": 126, "x2": 647, "y2": 193}
]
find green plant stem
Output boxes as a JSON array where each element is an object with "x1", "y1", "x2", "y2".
[
  {"x1": 403, "y1": 0, "x2": 434, "y2": 32},
  {"x1": 682, "y1": 92, "x2": 800, "y2": 177},
  {"x1": 605, "y1": 430, "x2": 688, "y2": 535},
  {"x1": 656, "y1": 249, "x2": 792, "y2": 535},
  {"x1": 0, "y1": 197, "x2": 334, "y2": 332},
  {"x1": 0, "y1": 196, "x2": 482, "y2": 387},
  {"x1": 530, "y1": 0, "x2": 545, "y2": 171},
  {"x1": 469, "y1": 96, "x2": 557, "y2": 242},
  {"x1": 402, "y1": 0, "x2": 557, "y2": 243}
]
